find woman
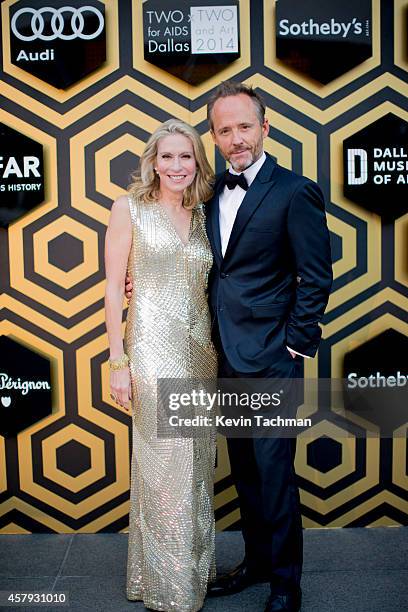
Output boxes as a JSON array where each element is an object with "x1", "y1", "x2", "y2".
[{"x1": 104, "y1": 119, "x2": 217, "y2": 611}]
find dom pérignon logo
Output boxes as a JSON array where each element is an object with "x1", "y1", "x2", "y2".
[{"x1": 0, "y1": 336, "x2": 53, "y2": 437}]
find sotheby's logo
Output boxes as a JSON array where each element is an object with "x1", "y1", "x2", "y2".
[
  {"x1": 342, "y1": 329, "x2": 408, "y2": 436},
  {"x1": 347, "y1": 371, "x2": 408, "y2": 389},
  {"x1": 278, "y1": 17, "x2": 369, "y2": 40},
  {"x1": 275, "y1": 0, "x2": 372, "y2": 83}
]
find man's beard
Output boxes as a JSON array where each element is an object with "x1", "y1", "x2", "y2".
[{"x1": 228, "y1": 148, "x2": 261, "y2": 172}]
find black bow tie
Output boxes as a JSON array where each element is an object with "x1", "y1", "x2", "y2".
[{"x1": 223, "y1": 171, "x2": 248, "y2": 191}]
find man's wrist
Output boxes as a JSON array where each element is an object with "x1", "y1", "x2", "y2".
[{"x1": 286, "y1": 346, "x2": 310, "y2": 359}]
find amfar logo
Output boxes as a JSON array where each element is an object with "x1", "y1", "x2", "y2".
[
  {"x1": 347, "y1": 372, "x2": 408, "y2": 388},
  {"x1": 0, "y1": 123, "x2": 45, "y2": 225},
  {"x1": 9, "y1": 1, "x2": 106, "y2": 89},
  {"x1": 0, "y1": 155, "x2": 41, "y2": 193},
  {"x1": 278, "y1": 17, "x2": 368, "y2": 38}
]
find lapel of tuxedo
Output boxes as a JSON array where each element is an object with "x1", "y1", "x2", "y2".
[
  {"x1": 223, "y1": 155, "x2": 277, "y2": 263},
  {"x1": 206, "y1": 177, "x2": 224, "y2": 267}
]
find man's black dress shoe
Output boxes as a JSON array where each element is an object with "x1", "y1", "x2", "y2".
[
  {"x1": 207, "y1": 562, "x2": 269, "y2": 597},
  {"x1": 264, "y1": 589, "x2": 302, "y2": 612}
]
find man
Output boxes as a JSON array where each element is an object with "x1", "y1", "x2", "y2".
[
  {"x1": 204, "y1": 81, "x2": 332, "y2": 612},
  {"x1": 126, "y1": 80, "x2": 332, "y2": 612}
]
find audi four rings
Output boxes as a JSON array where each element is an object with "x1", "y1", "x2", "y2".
[{"x1": 11, "y1": 6, "x2": 104, "y2": 42}]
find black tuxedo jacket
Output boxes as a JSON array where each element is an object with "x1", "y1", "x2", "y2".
[{"x1": 205, "y1": 154, "x2": 333, "y2": 374}]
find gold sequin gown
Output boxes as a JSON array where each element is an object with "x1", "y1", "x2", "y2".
[{"x1": 125, "y1": 196, "x2": 217, "y2": 611}]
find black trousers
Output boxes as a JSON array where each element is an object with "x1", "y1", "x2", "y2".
[{"x1": 215, "y1": 326, "x2": 303, "y2": 594}]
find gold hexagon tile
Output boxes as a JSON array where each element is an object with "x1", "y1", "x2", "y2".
[
  {"x1": 299, "y1": 434, "x2": 380, "y2": 518},
  {"x1": 70, "y1": 105, "x2": 162, "y2": 225},
  {"x1": 296, "y1": 421, "x2": 356, "y2": 489},
  {"x1": 42, "y1": 424, "x2": 105, "y2": 493},
  {"x1": 18, "y1": 419, "x2": 127, "y2": 521},
  {"x1": 33, "y1": 216, "x2": 99, "y2": 290},
  {"x1": 11, "y1": 238, "x2": 104, "y2": 320},
  {"x1": 94, "y1": 134, "x2": 146, "y2": 203}
]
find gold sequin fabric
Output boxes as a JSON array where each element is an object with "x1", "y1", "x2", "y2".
[{"x1": 125, "y1": 195, "x2": 217, "y2": 612}]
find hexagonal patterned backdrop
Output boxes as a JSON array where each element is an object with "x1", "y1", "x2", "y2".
[{"x1": 0, "y1": 0, "x2": 407, "y2": 534}]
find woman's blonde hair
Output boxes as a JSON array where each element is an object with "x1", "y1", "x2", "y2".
[{"x1": 129, "y1": 119, "x2": 214, "y2": 209}]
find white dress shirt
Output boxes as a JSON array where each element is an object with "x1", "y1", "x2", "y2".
[
  {"x1": 218, "y1": 152, "x2": 309, "y2": 359},
  {"x1": 219, "y1": 152, "x2": 266, "y2": 256}
]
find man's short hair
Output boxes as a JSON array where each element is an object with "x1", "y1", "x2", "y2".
[{"x1": 207, "y1": 81, "x2": 266, "y2": 130}]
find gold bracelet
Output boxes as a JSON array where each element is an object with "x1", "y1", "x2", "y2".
[{"x1": 109, "y1": 353, "x2": 129, "y2": 370}]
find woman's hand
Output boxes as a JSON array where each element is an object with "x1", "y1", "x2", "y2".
[{"x1": 110, "y1": 367, "x2": 132, "y2": 411}]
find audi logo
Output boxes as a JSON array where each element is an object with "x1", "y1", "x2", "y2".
[{"x1": 11, "y1": 6, "x2": 105, "y2": 42}]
